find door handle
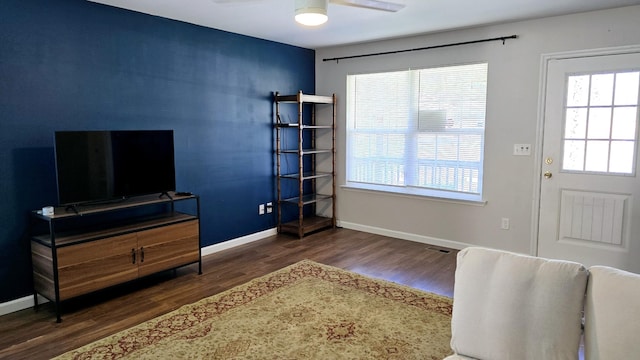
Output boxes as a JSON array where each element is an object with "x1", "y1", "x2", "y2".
[
  {"x1": 132, "y1": 248, "x2": 136, "y2": 264},
  {"x1": 140, "y1": 247, "x2": 144, "y2": 263},
  {"x1": 544, "y1": 171, "x2": 552, "y2": 179}
]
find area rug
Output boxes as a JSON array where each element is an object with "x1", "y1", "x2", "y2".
[{"x1": 55, "y1": 260, "x2": 453, "y2": 359}]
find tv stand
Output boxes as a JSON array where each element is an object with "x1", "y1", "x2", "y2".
[
  {"x1": 64, "y1": 204, "x2": 80, "y2": 215},
  {"x1": 159, "y1": 191, "x2": 173, "y2": 200},
  {"x1": 64, "y1": 197, "x2": 132, "y2": 214},
  {"x1": 29, "y1": 191, "x2": 201, "y2": 322}
]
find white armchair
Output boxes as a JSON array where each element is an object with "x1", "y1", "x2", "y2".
[
  {"x1": 445, "y1": 247, "x2": 588, "y2": 360},
  {"x1": 584, "y1": 265, "x2": 640, "y2": 359}
]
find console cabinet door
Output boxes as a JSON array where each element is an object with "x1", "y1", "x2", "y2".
[
  {"x1": 56, "y1": 234, "x2": 139, "y2": 300},
  {"x1": 136, "y1": 220, "x2": 200, "y2": 277}
]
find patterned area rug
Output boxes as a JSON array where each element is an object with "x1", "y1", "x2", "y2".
[{"x1": 56, "y1": 260, "x2": 453, "y2": 359}]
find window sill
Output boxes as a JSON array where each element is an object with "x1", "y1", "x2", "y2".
[{"x1": 341, "y1": 183, "x2": 487, "y2": 206}]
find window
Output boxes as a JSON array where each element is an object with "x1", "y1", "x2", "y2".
[
  {"x1": 563, "y1": 71, "x2": 639, "y2": 174},
  {"x1": 346, "y1": 63, "x2": 488, "y2": 201}
]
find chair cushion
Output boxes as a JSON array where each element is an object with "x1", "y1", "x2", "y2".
[
  {"x1": 450, "y1": 247, "x2": 588, "y2": 360},
  {"x1": 584, "y1": 265, "x2": 640, "y2": 360}
]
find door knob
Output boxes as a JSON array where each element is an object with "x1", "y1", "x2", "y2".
[{"x1": 543, "y1": 171, "x2": 552, "y2": 179}]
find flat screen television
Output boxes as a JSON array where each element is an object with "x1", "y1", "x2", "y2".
[{"x1": 54, "y1": 130, "x2": 176, "y2": 206}]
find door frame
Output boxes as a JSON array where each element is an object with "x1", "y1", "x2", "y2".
[{"x1": 530, "y1": 44, "x2": 640, "y2": 256}]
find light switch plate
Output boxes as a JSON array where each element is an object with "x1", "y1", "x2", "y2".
[{"x1": 513, "y1": 144, "x2": 531, "y2": 156}]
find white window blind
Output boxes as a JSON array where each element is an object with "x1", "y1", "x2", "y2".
[{"x1": 346, "y1": 63, "x2": 488, "y2": 201}]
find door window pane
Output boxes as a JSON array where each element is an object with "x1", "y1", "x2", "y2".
[
  {"x1": 563, "y1": 140, "x2": 585, "y2": 171},
  {"x1": 612, "y1": 107, "x2": 637, "y2": 140},
  {"x1": 565, "y1": 108, "x2": 587, "y2": 139},
  {"x1": 567, "y1": 75, "x2": 590, "y2": 106},
  {"x1": 590, "y1": 74, "x2": 614, "y2": 106},
  {"x1": 587, "y1": 108, "x2": 612, "y2": 139},
  {"x1": 563, "y1": 70, "x2": 638, "y2": 175},
  {"x1": 585, "y1": 141, "x2": 609, "y2": 172},
  {"x1": 610, "y1": 141, "x2": 635, "y2": 173},
  {"x1": 614, "y1": 72, "x2": 640, "y2": 106}
]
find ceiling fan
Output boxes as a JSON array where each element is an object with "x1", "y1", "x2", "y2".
[
  {"x1": 318, "y1": 0, "x2": 404, "y2": 12},
  {"x1": 212, "y1": 0, "x2": 406, "y2": 26}
]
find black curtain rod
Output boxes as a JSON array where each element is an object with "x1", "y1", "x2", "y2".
[{"x1": 322, "y1": 34, "x2": 518, "y2": 63}]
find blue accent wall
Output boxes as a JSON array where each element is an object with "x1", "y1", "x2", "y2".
[{"x1": 0, "y1": 0, "x2": 315, "y2": 303}]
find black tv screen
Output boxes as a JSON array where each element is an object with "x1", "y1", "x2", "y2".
[{"x1": 54, "y1": 130, "x2": 176, "y2": 206}]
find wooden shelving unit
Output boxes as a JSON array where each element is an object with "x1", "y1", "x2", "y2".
[{"x1": 274, "y1": 90, "x2": 336, "y2": 238}]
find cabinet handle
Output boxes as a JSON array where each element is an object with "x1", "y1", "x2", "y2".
[
  {"x1": 140, "y1": 247, "x2": 144, "y2": 263},
  {"x1": 132, "y1": 249, "x2": 136, "y2": 264}
]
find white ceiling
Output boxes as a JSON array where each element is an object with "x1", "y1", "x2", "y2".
[{"x1": 87, "y1": 0, "x2": 640, "y2": 49}]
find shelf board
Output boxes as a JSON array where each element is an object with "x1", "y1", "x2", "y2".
[
  {"x1": 280, "y1": 172, "x2": 332, "y2": 180},
  {"x1": 32, "y1": 212, "x2": 198, "y2": 247},
  {"x1": 279, "y1": 149, "x2": 332, "y2": 155},
  {"x1": 281, "y1": 194, "x2": 333, "y2": 205},
  {"x1": 275, "y1": 123, "x2": 333, "y2": 129},
  {"x1": 32, "y1": 192, "x2": 196, "y2": 220},
  {"x1": 278, "y1": 215, "x2": 335, "y2": 237},
  {"x1": 275, "y1": 93, "x2": 334, "y2": 104}
]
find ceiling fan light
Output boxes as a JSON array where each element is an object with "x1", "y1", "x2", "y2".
[{"x1": 295, "y1": 0, "x2": 328, "y2": 26}]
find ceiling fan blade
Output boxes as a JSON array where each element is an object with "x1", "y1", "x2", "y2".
[
  {"x1": 330, "y1": 0, "x2": 405, "y2": 12},
  {"x1": 211, "y1": 0, "x2": 261, "y2": 4}
]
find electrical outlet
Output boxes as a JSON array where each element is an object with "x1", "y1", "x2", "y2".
[
  {"x1": 259, "y1": 204, "x2": 265, "y2": 215},
  {"x1": 513, "y1": 144, "x2": 531, "y2": 156},
  {"x1": 501, "y1": 217, "x2": 510, "y2": 230},
  {"x1": 266, "y1": 202, "x2": 273, "y2": 214}
]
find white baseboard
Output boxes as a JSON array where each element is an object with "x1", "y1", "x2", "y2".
[
  {"x1": 0, "y1": 228, "x2": 277, "y2": 317},
  {"x1": 200, "y1": 228, "x2": 277, "y2": 257},
  {"x1": 338, "y1": 220, "x2": 470, "y2": 251},
  {"x1": 0, "y1": 294, "x2": 49, "y2": 317}
]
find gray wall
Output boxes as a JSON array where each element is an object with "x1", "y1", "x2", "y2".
[{"x1": 315, "y1": 5, "x2": 640, "y2": 255}]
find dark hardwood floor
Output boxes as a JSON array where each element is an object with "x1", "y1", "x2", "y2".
[{"x1": 0, "y1": 228, "x2": 457, "y2": 359}]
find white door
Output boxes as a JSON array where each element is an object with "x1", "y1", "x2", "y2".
[{"x1": 538, "y1": 51, "x2": 640, "y2": 272}]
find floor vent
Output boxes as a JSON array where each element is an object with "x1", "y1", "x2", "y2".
[{"x1": 426, "y1": 246, "x2": 451, "y2": 254}]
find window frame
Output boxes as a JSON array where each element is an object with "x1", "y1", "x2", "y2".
[{"x1": 344, "y1": 62, "x2": 489, "y2": 203}]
